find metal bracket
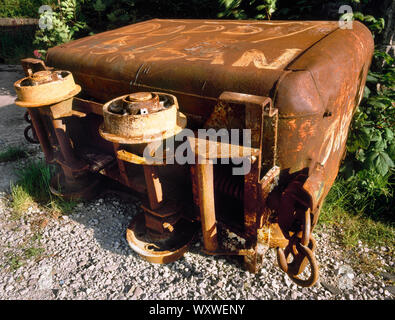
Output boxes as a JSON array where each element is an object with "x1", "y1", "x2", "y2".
[
  {"x1": 21, "y1": 58, "x2": 49, "y2": 77},
  {"x1": 216, "y1": 92, "x2": 279, "y2": 272},
  {"x1": 218, "y1": 92, "x2": 278, "y2": 182}
]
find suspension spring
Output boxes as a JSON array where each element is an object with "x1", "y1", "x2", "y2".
[{"x1": 214, "y1": 171, "x2": 244, "y2": 201}]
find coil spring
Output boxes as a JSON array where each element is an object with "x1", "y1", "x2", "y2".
[{"x1": 214, "y1": 171, "x2": 244, "y2": 201}]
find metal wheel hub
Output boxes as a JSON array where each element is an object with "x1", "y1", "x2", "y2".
[{"x1": 126, "y1": 213, "x2": 198, "y2": 264}]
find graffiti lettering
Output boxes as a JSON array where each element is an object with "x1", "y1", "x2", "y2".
[{"x1": 232, "y1": 48, "x2": 301, "y2": 69}]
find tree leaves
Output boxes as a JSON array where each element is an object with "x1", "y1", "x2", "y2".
[
  {"x1": 218, "y1": 0, "x2": 277, "y2": 20},
  {"x1": 34, "y1": 0, "x2": 86, "y2": 55},
  {"x1": 365, "y1": 151, "x2": 394, "y2": 176}
]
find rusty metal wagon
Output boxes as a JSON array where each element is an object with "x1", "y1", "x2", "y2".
[{"x1": 14, "y1": 19, "x2": 373, "y2": 287}]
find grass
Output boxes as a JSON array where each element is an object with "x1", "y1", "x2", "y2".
[
  {"x1": 319, "y1": 179, "x2": 394, "y2": 249},
  {"x1": 10, "y1": 160, "x2": 77, "y2": 216},
  {"x1": 319, "y1": 205, "x2": 394, "y2": 248},
  {"x1": 4, "y1": 231, "x2": 45, "y2": 270},
  {"x1": 4, "y1": 160, "x2": 77, "y2": 271},
  {"x1": 5, "y1": 252, "x2": 24, "y2": 270},
  {"x1": 0, "y1": 146, "x2": 28, "y2": 163},
  {"x1": 318, "y1": 179, "x2": 394, "y2": 274}
]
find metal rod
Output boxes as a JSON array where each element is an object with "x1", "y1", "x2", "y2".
[
  {"x1": 113, "y1": 143, "x2": 130, "y2": 188},
  {"x1": 51, "y1": 118, "x2": 78, "y2": 165},
  {"x1": 27, "y1": 109, "x2": 53, "y2": 161},
  {"x1": 143, "y1": 165, "x2": 163, "y2": 210},
  {"x1": 195, "y1": 160, "x2": 218, "y2": 252}
]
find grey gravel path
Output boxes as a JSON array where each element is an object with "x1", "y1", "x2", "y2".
[{"x1": 0, "y1": 64, "x2": 394, "y2": 300}]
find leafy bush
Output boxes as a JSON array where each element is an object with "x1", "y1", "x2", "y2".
[
  {"x1": 218, "y1": 0, "x2": 277, "y2": 20},
  {"x1": 337, "y1": 50, "x2": 394, "y2": 216},
  {"x1": 84, "y1": 0, "x2": 220, "y2": 33},
  {"x1": 344, "y1": 52, "x2": 394, "y2": 178},
  {"x1": 33, "y1": 0, "x2": 87, "y2": 57},
  {"x1": 0, "y1": 0, "x2": 55, "y2": 18},
  {"x1": 0, "y1": 25, "x2": 37, "y2": 64}
]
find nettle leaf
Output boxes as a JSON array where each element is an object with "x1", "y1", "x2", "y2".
[
  {"x1": 256, "y1": 5, "x2": 267, "y2": 11},
  {"x1": 356, "y1": 148, "x2": 366, "y2": 162},
  {"x1": 255, "y1": 14, "x2": 266, "y2": 19},
  {"x1": 384, "y1": 128, "x2": 394, "y2": 141},
  {"x1": 366, "y1": 73, "x2": 379, "y2": 83},
  {"x1": 374, "y1": 138, "x2": 387, "y2": 152},
  {"x1": 367, "y1": 98, "x2": 387, "y2": 109},
  {"x1": 353, "y1": 12, "x2": 365, "y2": 20},
  {"x1": 366, "y1": 151, "x2": 393, "y2": 176},
  {"x1": 370, "y1": 130, "x2": 382, "y2": 142},
  {"x1": 363, "y1": 86, "x2": 370, "y2": 99},
  {"x1": 388, "y1": 142, "x2": 395, "y2": 160},
  {"x1": 357, "y1": 127, "x2": 371, "y2": 149},
  {"x1": 382, "y1": 152, "x2": 394, "y2": 167}
]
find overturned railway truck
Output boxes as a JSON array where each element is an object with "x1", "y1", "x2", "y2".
[{"x1": 14, "y1": 19, "x2": 373, "y2": 287}]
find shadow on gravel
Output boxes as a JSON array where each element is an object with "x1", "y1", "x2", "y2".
[
  {"x1": 65, "y1": 192, "x2": 139, "y2": 258},
  {"x1": 64, "y1": 187, "x2": 243, "y2": 278}
]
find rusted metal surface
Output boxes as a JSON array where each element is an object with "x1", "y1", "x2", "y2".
[
  {"x1": 46, "y1": 20, "x2": 341, "y2": 107},
  {"x1": 187, "y1": 136, "x2": 260, "y2": 160},
  {"x1": 99, "y1": 92, "x2": 186, "y2": 144},
  {"x1": 14, "y1": 68, "x2": 100, "y2": 200},
  {"x1": 194, "y1": 161, "x2": 218, "y2": 253},
  {"x1": 126, "y1": 214, "x2": 197, "y2": 264},
  {"x1": 16, "y1": 19, "x2": 374, "y2": 287},
  {"x1": 99, "y1": 90, "x2": 197, "y2": 263},
  {"x1": 21, "y1": 58, "x2": 47, "y2": 77},
  {"x1": 143, "y1": 166, "x2": 164, "y2": 210},
  {"x1": 14, "y1": 70, "x2": 81, "y2": 107}
]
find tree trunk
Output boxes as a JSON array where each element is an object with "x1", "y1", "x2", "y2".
[
  {"x1": 370, "y1": 0, "x2": 394, "y2": 71},
  {"x1": 377, "y1": 0, "x2": 394, "y2": 57}
]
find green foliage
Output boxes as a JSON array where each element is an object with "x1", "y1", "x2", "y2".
[
  {"x1": 329, "y1": 171, "x2": 393, "y2": 217},
  {"x1": 5, "y1": 252, "x2": 24, "y2": 270},
  {"x1": 320, "y1": 178, "x2": 394, "y2": 248},
  {"x1": 353, "y1": 11, "x2": 385, "y2": 35},
  {"x1": 218, "y1": 0, "x2": 277, "y2": 20},
  {"x1": 84, "y1": 0, "x2": 220, "y2": 33},
  {"x1": 0, "y1": 146, "x2": 28, "y2": 163},
  {"x1": 341, "y1": 51, "x2": 394, "y2": 214},
  {"x1": 0, "y1": 0, "x2": 55, "y2": 18},
  {"x1": 11, "y1": 160, "x2": 52, "y2": 210},
  {"x1": 33, "y1": 0, "x2": 87, "y2": 57},
  {"x1": 92, "y1": 0, "x2": 106, "y2": 13},
  {"x1": 11, "y1": 160, "x2": 76, "y2": 215},
  {"x1": 0, "y1": 24, "x2": 36, "y2": 64},
  {"x1": 4, "y1": 232, "x2": 45, "y2": 270}
]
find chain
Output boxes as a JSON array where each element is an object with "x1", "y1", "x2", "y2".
[{"x1": 276, "y1": 208, "x2": 319, "y2": 287}]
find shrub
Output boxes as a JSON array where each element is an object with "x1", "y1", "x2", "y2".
[{"x1": 33, "y1": 0, "x2": 87, "y2": 58}]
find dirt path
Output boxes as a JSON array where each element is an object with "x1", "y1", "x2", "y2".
[{"x1": 0, "y1": 64, "x2": 34, "y2": 192}]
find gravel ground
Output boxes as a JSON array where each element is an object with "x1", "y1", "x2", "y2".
[{"x1": 0, "y1": 64, "x2": 394, "y2": 300}]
